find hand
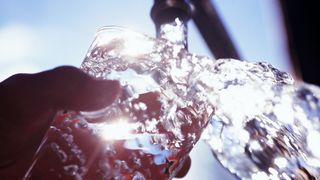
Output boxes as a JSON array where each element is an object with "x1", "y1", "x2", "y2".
[
  {"x1": 0, "y1": 66, "x2": 190, "y2": 179},
  {"x1": 0, "y1": 66, "x2": 120, "y2": 178}
]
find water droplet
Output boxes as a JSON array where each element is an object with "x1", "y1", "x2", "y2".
[
  {"x1": 63, "y1": 164, "x2": 79, "y2": 176},
  {"x1": 57, "y1": 150, "x2": 67, "y2": 163},
  {"x1": 132, "y1": 171, "x2": 145, "y2": 180}
]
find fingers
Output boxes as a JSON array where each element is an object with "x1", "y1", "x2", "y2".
[
  {"x1": 42, "y1": 66, "x2": 121, "y2": 111},
  {"x1": 175, "y1": 156, "x2": 191, "y2": 178},
  {"x1": 0, "y1": 66, "x2": 120, "y2": 118}
]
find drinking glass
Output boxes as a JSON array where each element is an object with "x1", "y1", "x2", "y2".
[{"x1": 24, "y1": 26, "x2": 215, "y2": 179}]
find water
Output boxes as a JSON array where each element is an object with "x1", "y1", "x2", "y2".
[
  {"x1": 201, "y1": 60, "x2": 320, "y2": 179},
  {"x1": 24, "y1": 26, "x2": 320, "y2": 179},
  {"x1": 25, "y1": 27, "x2": 215, "y2": 179}
]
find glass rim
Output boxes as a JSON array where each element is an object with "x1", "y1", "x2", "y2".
[{"x1": 95, "y1": 26, "x2": 150, "y2": 39}]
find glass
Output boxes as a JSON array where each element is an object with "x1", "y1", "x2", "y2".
[{"x1": 24, "y1": 26, "x2": 215, "y2": 179}]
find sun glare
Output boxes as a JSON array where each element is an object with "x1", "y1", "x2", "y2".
[{"x1": 98, "y1": 118, "x2": 138, "y2": 141}]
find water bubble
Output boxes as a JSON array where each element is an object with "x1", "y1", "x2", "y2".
[
  {"x1": 57, "y1": 150, "x2": 68, "y2": 163},
  {"x1": 132, "y1": 171, "x2": 146, "y2": 180},
  {"x1": 138, "y1": 102, "x2": 147, "y2": 111},
  {"x1": 50, "y1": 142, "x2": 60, "y2": 152},
  {"x1": 63, "y1": 164, "x2": 79, "y2": 176}
]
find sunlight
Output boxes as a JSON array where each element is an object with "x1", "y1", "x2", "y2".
[
  {"x1": 0, "y1": 24, "x2": 38, "y2": 63},
  {"x1": 97, "y1": 118, "x2": 138, "y2": 141}
]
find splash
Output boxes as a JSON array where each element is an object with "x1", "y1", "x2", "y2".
[
  {"x1": 202, "y1": 59, "x2": 320, "y2": 179},
  {"x1": 25, "y1": 26, "x2": 215, "y2": 179},
  {"x1": 24, "y1": 25, "x2": 320, "y2": 179}
]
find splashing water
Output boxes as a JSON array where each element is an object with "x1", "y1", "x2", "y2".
[
  {"x1": 24, "y1": 25, "x2": 320, "y2": 179},
  {"x1": 25, "y1": 26, "x2": 215, "y2": 179},
  {"x1": 201, "y1": 60, "x2": 320, "y2": 179}
]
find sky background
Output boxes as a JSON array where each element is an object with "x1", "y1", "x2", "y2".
[{"x1": 0, "y1": 0, "x2": 293, "y2": 179}]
